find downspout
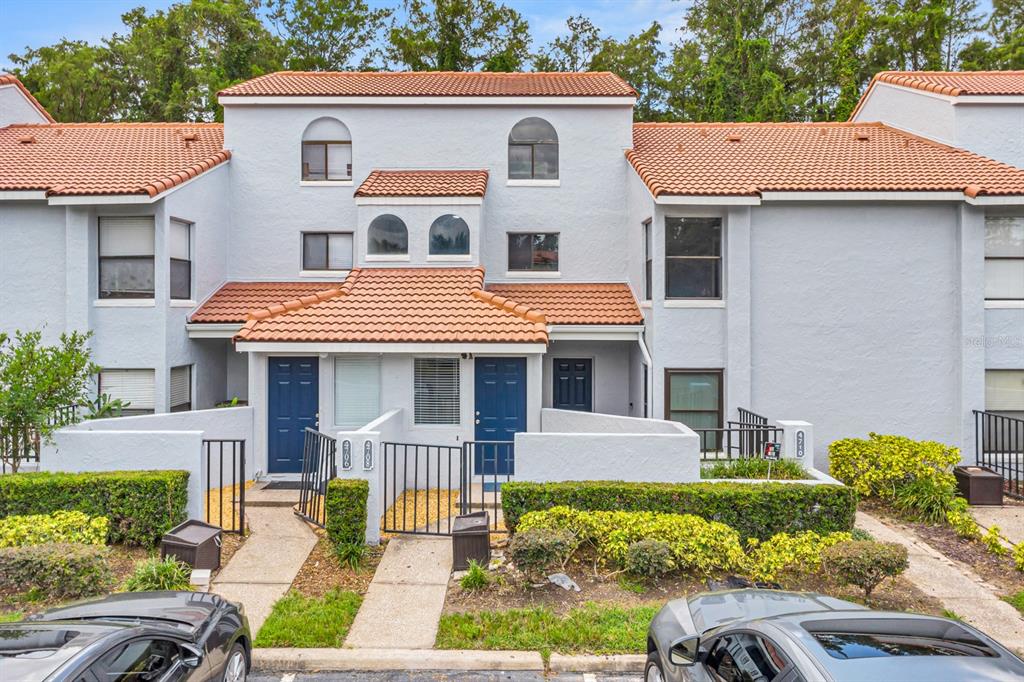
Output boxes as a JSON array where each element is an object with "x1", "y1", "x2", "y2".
[{"x1": 637, "y1": 331, "x2": 654, "y2": 419}]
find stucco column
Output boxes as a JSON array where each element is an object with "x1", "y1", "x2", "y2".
[
  {"x1": 526, "y1": 353, "x2": 543, "y2": 432},
  {"x1": 777, "y1": 420, "x2": 814, "y2": 470},
  {"x1": 152, "y1": 202, "x2": 170, "y2": 413},
  {"x1": 726, "y1": 206, "x2": 753, "y2": 414},
  {"x1": 336, "y1": 430, "x2": 382, "y2": 545},
  {"x1": 64, "y1": 207, "x2": 91, "y2": 338},
  {"x1": 958, "y1": 204, "x2": 986, "y2": 462}
]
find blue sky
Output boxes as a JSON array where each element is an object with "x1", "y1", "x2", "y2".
[{"x1": 0, "y1": 0, "x2": 686, "y2": 71}]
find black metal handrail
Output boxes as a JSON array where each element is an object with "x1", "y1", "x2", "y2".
[
  {"x1": 696, "y1": 426, "x2": 784, "y2": 461},
  {"x1": 203, "y1": 439, "x2": 246, "y2": 535},
  {"x1": 296, "y1": 428, "x2": 336, "y2": 528},
  {"x1": 974, "y1": 410, "x2": 1024, "y2": 499},
  {"x1": 736, "y1": 407, "x2": 769, "y2": 427}
]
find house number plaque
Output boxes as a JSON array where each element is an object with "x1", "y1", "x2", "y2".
[
  {"x1": 363, "y1": 440, "x2": 374, "y2": 471},
  {"x1": 341, "y1": 440, "x2": 352, "y2": 470}
]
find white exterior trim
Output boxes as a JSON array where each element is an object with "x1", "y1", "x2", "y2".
[
  {"x1": 656, "y1": 195, "x2": 761, "y2": 206},
  {"x1": 237, "y1": 341, "x2": 547, "y2": 354},
  {"x1": 760, "y1": 191, "x2": 967, "y2": 202},
  {"x1": 985, "y1": 300, "x2": 1024, "y2": 309},
  {"x1": 664, "y1": 299, "x2": 726, "y2": 308},
  {"x1": 0, "y1": 191, "x2": 48, "y2": 201},
  {"x1": 299, "y1": 180, "x2": 354, "y2": 187},
  {"x1": 354, "y1": 196, "x2": 483, "y2": 206},
  {"x1": 507, "y1": 179, "x2": 560, "y2": 187},
  {"x1": 221, "y1": 95, "x2": 636, "y2": 107},
  {"x1": 186, "y1": 323, "x2": 243, "y2": 339},
  {"x1": 169, "y1": 300, "x2": 197, "y2": 308},
  {"x1": 300, "y1": 270, "x2": 350, "y2": 278},
  {"x1": 966, "y1": 195, "x2": 1024, "y2": 206},
  {"x1": 425, "y1": 254, "x2": 473, "y2": 262},
  {"x1": 364, "y1": 254, "x2": 411, "y2": 262},
  {"x1": 502, "y1": 271, "x2": 561, "y2": 279},
  {"x1": 548, "y1": 325, "x2": 645, "y2": 341},
  {"x1": 93, "y1": 299, "x2": 156, "y2": 308}
]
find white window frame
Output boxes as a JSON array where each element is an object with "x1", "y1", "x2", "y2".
[
  {"x1": 985, "y1": 216, "x2": 1024, "y2": 302},
  {"x1": 169, "y1": 218, "x2": 193, "y2": 302},
  {"x1": 98, "y1": 216, "x2": 155, "y2": 300},
  {"x1": 664, "y1": 216, "x2": 724, "y2": 301},
  {"x1": 414, "y1": 357, "x2": 460, "y2": 425},
  {"x1": 302, "y1": 231, "x2": 354, "y2": 272}
]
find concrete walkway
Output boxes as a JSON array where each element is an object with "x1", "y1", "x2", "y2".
[
  {"x1": 212, "y1": 507, "x2": 318, "y2": 633},
  {"x1": 857, "y1": 511, "x2": 1024, "y2": 652},
  {"x1": 345, "y1": 536, "x2": 452, "y2": 649},
  {"x1": 971, "y1": 505, "x2": 1024, "y2": 545}
]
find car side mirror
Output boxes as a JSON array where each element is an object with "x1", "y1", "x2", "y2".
[
  {"x1": 180, "y1": 643, "x2": 204, "y2": 669},
  {"x1": 669, "y1": 635, "x2": 700, "y2": 666}
]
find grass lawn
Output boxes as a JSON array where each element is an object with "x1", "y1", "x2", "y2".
[
  {"x1": 1003, "y1": 591, "x2": 1024, "y2": 616},
  {"x1": 435, "y1": 602, "x2": 658, "y2": 656},
  {"x1": 0, "y1": 611, "x2": 23, "y2": 623},
  {"x1": 254, "y1": 589, "x2": 362, "y2": 648}
]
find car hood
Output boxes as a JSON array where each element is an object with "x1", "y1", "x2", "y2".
[
  {"x1": 688, "y1": 589, "x2": 866, "y2": 634},
  {"x1": 30, "y1": 591, "x2": 225, "y2": 632}
]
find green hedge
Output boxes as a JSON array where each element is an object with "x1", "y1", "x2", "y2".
[
  {"x1": 502, "y1": 480, "x2": 857, "y2": 541},
  {"x1": 0, "y1": 542, "x2": 113, "y2": 600},
  {"x1": 325, "y1": 478, "x2": 368, "y2": 545},
  {"x1": 0, "y1": 471, "x2": 189, "y2": 546}
]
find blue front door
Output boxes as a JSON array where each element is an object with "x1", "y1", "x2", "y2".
[
  {"x1": 552, "y1": 358, "x2": 593, "y2": 411},
  {"x1": 474, "y1": 357, "x2": 527, "y2": 476},
  {"x1": 268, "y1": 357, "x2": 319, "y2": 474}
]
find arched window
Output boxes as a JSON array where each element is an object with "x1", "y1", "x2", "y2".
[
  {"x1": 367, "y1": 215, "x2": 408, "y2": 255},
  {"x1": 508, "y1": 117, "x2": 558, "y2": 180},
  {"x1": 428, "y1": 215, "x2": 470, "y2": 256},
  {"x1": 301, "y1": 117, "x2": 352, "y2": 181}
]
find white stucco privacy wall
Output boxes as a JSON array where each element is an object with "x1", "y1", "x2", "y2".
[
  {"x1": 41, "y1": 430, "x2": 205, "y2": 519},
  {"x1": 335, "y1": 408, "x2": 404, "y2": 544}
]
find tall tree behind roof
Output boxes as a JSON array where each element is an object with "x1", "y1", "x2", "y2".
[{"x1": 266, "y1": 0, "x2": 392, "y2": 70}]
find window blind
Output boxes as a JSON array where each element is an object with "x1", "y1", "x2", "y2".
[
  {"x1": 99, "y1": 369, "x2": 155, "y2": 411},
  {"x1": 335, "y1": 356, "x2": 381, "y2": 428},
  {"x1": 169, "y1": 220, "x2": 191, "y2": 260},
  {"x1": 99, "y1": 217, "x2": 155, "y2": 256},
  {"x1": 987, "y1": 370, "x2": 1024, "y2": 412},
  {"x1": 414, "y1": 358, "x2": 460, "y2": 425},
  {"x1": 170, "y1": 366, "x2": 191, "y2": 409}
]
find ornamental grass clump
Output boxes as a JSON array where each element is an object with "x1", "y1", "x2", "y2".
[
  {"x1": 122, "y1": 556, "x2": 192, "y2": 592},
  {"x1": 822, "y1": 540, "x2": 908, "y2": 601}
]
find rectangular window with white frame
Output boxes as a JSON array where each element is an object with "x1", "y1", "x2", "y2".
[
  {"x1": 985, "y1": 216, "x2": 1024, "y2": 301},
  {"x1": 98, "y1": 368, "x2": 155, "y2": 415},
  {"x1": 508, "y1": 233, "x2": 558, "y2": 272},
  {"x1": 302, "y1": 141, "x2": 352, "y2": 181},
  {"x1": 170, "y1": 219, "x2": 192, "y2": 301},
  {"x1": 335, "y1": 356, "x2": 381, "y2": 429},
  {"x1": 303, "y1": 232, "x2": 353, "y2": 271},
  {"x1": 665, "y1": 217, "x2": 722, "y2": 299},
  {"x1": 414, "y1": 358, "x2": 460, "y2": 425},
  {"x1": 986, "y1": 370, "x2": 1024, "y2": 420},
  {"x1": 98, "y1": 217, "x2": 155, "y2": 299},
  {"x1": 170, "y1": 365, "x2": 192, "y2": 412},
  {"x1": 643, "y1": 219, "x2": 652, "y2": 300}
]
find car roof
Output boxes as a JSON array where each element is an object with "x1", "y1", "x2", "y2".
[
  {"x1": 31, "y1": 591, "x2": 224, "y2": 633},
  {"x1": 688, "y1": 589, "x2": 867, "y2": 634},
  {"x1": 0, "y1": 622, "x2": 125, "y2": 682}
]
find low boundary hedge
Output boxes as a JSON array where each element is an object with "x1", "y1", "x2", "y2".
[
  {"x1": 325, "y1": 478, "x2": 369, "y2": 545},
  {"x1": 502, "y1": 480, "x2": 857, "y2": 540},
  {"x1": 0, "y1": 542, "x2": 113, "y2": 600},
  {"x1": 0, "y1": 471, "x2": 189, "y2": 546}
]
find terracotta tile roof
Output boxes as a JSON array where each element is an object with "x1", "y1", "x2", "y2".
[
  {"x1": 486, "y1": 283, "x2": 643, "y2": 325},
  {"x1": 234, "y1": 268, "x2": 548, "y2": 344},
  {"x1": 0, "y1": 123, "x2": 229, "y2": 197},
  {"x1": 0, "y1": 74, "x2": 55, "y2": 123},
  {"x1": 850, "y1": 70, "x2": 1024, "y2": 118},
  {"x1": 219, "y1": 71, "x2": 636, "y2": 98},
  {"x1": 355, "y1": 170, "x2": 488, "y2": 197},
  {"x1": 190, "y1": 281, "x2": 340, "y2": 323},
  {"x1": 626, "y1": 121, "x2": 1024, "y2": 198}
]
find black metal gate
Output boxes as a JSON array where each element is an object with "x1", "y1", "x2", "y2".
[
  {"x1": 975, "y1": 410, "x2": 1024, "y2": 499},
  {"x1": 203, "y1": 439, "x2": 246, "y2": 535},
  {"x1": 296, "y1": 428, "x2": 337, "y2": 527},
  {"x1": 380, "y1": 440, "x2": 513, "y2": 536}
]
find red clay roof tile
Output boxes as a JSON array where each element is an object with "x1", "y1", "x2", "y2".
[
  {"x1": 0, "y1": 123, "x2": 229, "y2": 197},
  {"x1": 627, "y1": 121, "x2": 1024, "y2": 198},
  {"x1": 0, "y1": 74, "x2": 55, "y2": 123},
  {"x1": 355, "y1": 169, "x2": 488, "y2": 197},
  {"x1": 485, "y1": 283, "x2": 642, "y2": 325},
  {"x1": 219, "y1": 71, "x2": 636, "y2": 98},
  {"x1": 233, "y1": 268, "x2": 548, "y2": 344},
  {"x1": 190, "y1": 282, "x2": 340, "y2": 323},
  {"x1": 851, "y1": 70, "x2": 1024, "y2": 118}
]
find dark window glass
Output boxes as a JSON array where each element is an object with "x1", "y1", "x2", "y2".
[
  {"x1": 170, "y1": 260, "x2": 191, "y2": 300},
  {"x1": 666, "y1": 370, "x2": 722, "y2": 451},
  {"x1": 429, "y1": 215, "x2": 470, "y2": 255},
  {"x1": 508, "y1": 118, "x2": 558, "y2": 180},
  {"x1": 301, "y1": 142, "x2": 352, "y2": 181},
  {"x1": 508, "y1": 233, "x2": 558, "y2": 271},
  {"x1": 368, "y1": 215, "x2": 408, "y2": 255},
  {"x1": 643, "y1": 220, "x2": 652, "y2": 300},
  {"x1": 90, "y1": 638, "x2": 181, "y2": 681},
  {"x1": 99, "y1": 258, "x2": 155, "y2": 299},
  {"x1": 303, "y1": 233, "x2": 353, "y2": 270},
  {"x1": 665, "y1": 217, "x2": 722, "y2": 299},
  {"x1": 303, "y1": 233, "x2": 328, "y2": 270},
  {"x1": 705, "y1": 633, "x2": 790, "y2": 682}
]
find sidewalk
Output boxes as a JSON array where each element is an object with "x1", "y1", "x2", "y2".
[
  {"x1": 211, "y1": 507, "x2": 318, "y2": 633},
  {"x1": 344, "y1": 535, "x2": 452, "y2": 649},
  {"x1": 857, "y1": 511, "x2": 1024, "y2": 651}
]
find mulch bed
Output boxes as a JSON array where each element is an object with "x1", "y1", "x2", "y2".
[{"x1": 289, "y1": 530, "x2": 385, "y2": 598}]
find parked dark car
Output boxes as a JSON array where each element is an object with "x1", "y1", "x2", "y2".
[
  {"x1": 0, "y1": 591, "x2": 250, "y2": 682},
  {"x1": 646, "y1": 589, "x2": 1024, "y2": 681}
]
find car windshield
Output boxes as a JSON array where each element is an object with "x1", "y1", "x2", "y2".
[
  {"x1": 0, "y1": 624, "x2": 112, "y2": 682},
  {"x1": 803, "y1": 618, "x2": 999, "y2": 660}
]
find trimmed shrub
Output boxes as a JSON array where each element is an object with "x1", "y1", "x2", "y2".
[
  {"x1": 0, "y1": 542, "x2": 112, "y2": 600},
  {"x1": 122, "y1": 556, "x2": 192, "y2": 592},
  {"x1": 508, "y1": 528, "x2": 577, "y2": 577},
  {"x1": 325, "y1": 478, "x2": 368, "y2": 546},
  {"x1": 746, "y1": 531, "x2": 853, "y2": 583},
  {"x1": 502, "y1": 480, "x2": 856, "y2": 541},
  {"x1": 0, "y1": 471, "x2": 188, "y2": 546},
  {"x1": 822, "y1": 540, "x2": 909, "y2": 599},
  {"x1": 517, "y1": 507, "x2": 747, "y2": 575},
  {"x1": 0, "y1": 511, "x2": 109, "y2": 548},
  {"x1": 701, "y1": 459, "x2": 810, "y2": 480},
  {"x1": 624, "y1": 539, "x2": 674, "y2": 578},
  {"x1": 828, "y1": 433, "x2": 959, "y2": 502}
]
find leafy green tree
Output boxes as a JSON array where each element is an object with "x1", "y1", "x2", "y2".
[
  {"x1": 959, "y1": 0, "x2": 1024, "y2": 68},
  {"x1": 266, "y1": 0, "x2": 391, "y2": 70},
  {"x1": 793, "y1": 0, "x2": 873, "y2": 120},
  {"x1": 0, "y1": 331, "x2": 97, "y2": 473},
  {"x1": 591, "y1": 22, "x2": 668, "y2": 121},
  {"x1": 866, "y1": 0, "x2": 952, "y2": 72},
  {"x1": 532, "y1": 15, "x2": 601, "y2": 72},
  {"x1": 7, "y1": 40, "x2": 123, "y2": 122},
  {"x1": 942, "y1": 0, "x2": 983, "y2": 68},
  {"x1": 387, "y1": 0, "x2": 531, "y2": 71}
]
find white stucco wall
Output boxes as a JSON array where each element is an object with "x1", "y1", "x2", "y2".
[
  {"x1": 0, "y1": 83, "x2": 50, "y2": 126},
  {"x1": 0, "y1": 201, "x2": 68, "y2": 343},
  {"x1": 543, "y1": 340, "x2": 634, "y2": 415},
  {"x1": 956, "y1": 105, "x2": 1024, "y2": 170},
  {"x1": 852, "y1": 83, "x2": 957, "y2": 146},
  {"x1": 985, "y1": 309, "x2": 1024, "y2": 368}
]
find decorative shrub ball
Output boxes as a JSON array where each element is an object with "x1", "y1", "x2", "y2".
[
  {"x1": 624, "y1": 539, "x2": 675, "y2": 577},
  {"x1": 822, "y1": 540, "x2": 909, "y2": 600}
]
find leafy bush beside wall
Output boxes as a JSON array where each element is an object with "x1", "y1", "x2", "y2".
[
  {"x1": 0, "y1": 510, "x2": 109, "y2": 547},
  {"x1": 0, "y1": 542, "x2": 112, "y2": 599},
  {"x1": 502, "y1": 480, "x2": 856, "y2": 541},
  {"x1": 0, "y1": 471, "x2": 189, "y2": 546},
  {"x1": 325, "y1": 478, "x2": 368, "y2": 546}
]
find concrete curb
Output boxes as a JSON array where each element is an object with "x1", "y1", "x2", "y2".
[{"x1": 252, "y1": 648, "x2": 646, "y2": 673}]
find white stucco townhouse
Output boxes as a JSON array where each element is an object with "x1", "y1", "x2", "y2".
[{"x1": 1, "y1": 69, "x2": 1023, "y2": 478}]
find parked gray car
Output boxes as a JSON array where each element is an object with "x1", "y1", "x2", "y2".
[{"x1": 646, "y1": 589, "x2": 1024, "y2": 682}]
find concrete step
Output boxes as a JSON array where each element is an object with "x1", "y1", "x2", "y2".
[{"x1": 246, "y1": 484, "x2": 301, "y2": 507}]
